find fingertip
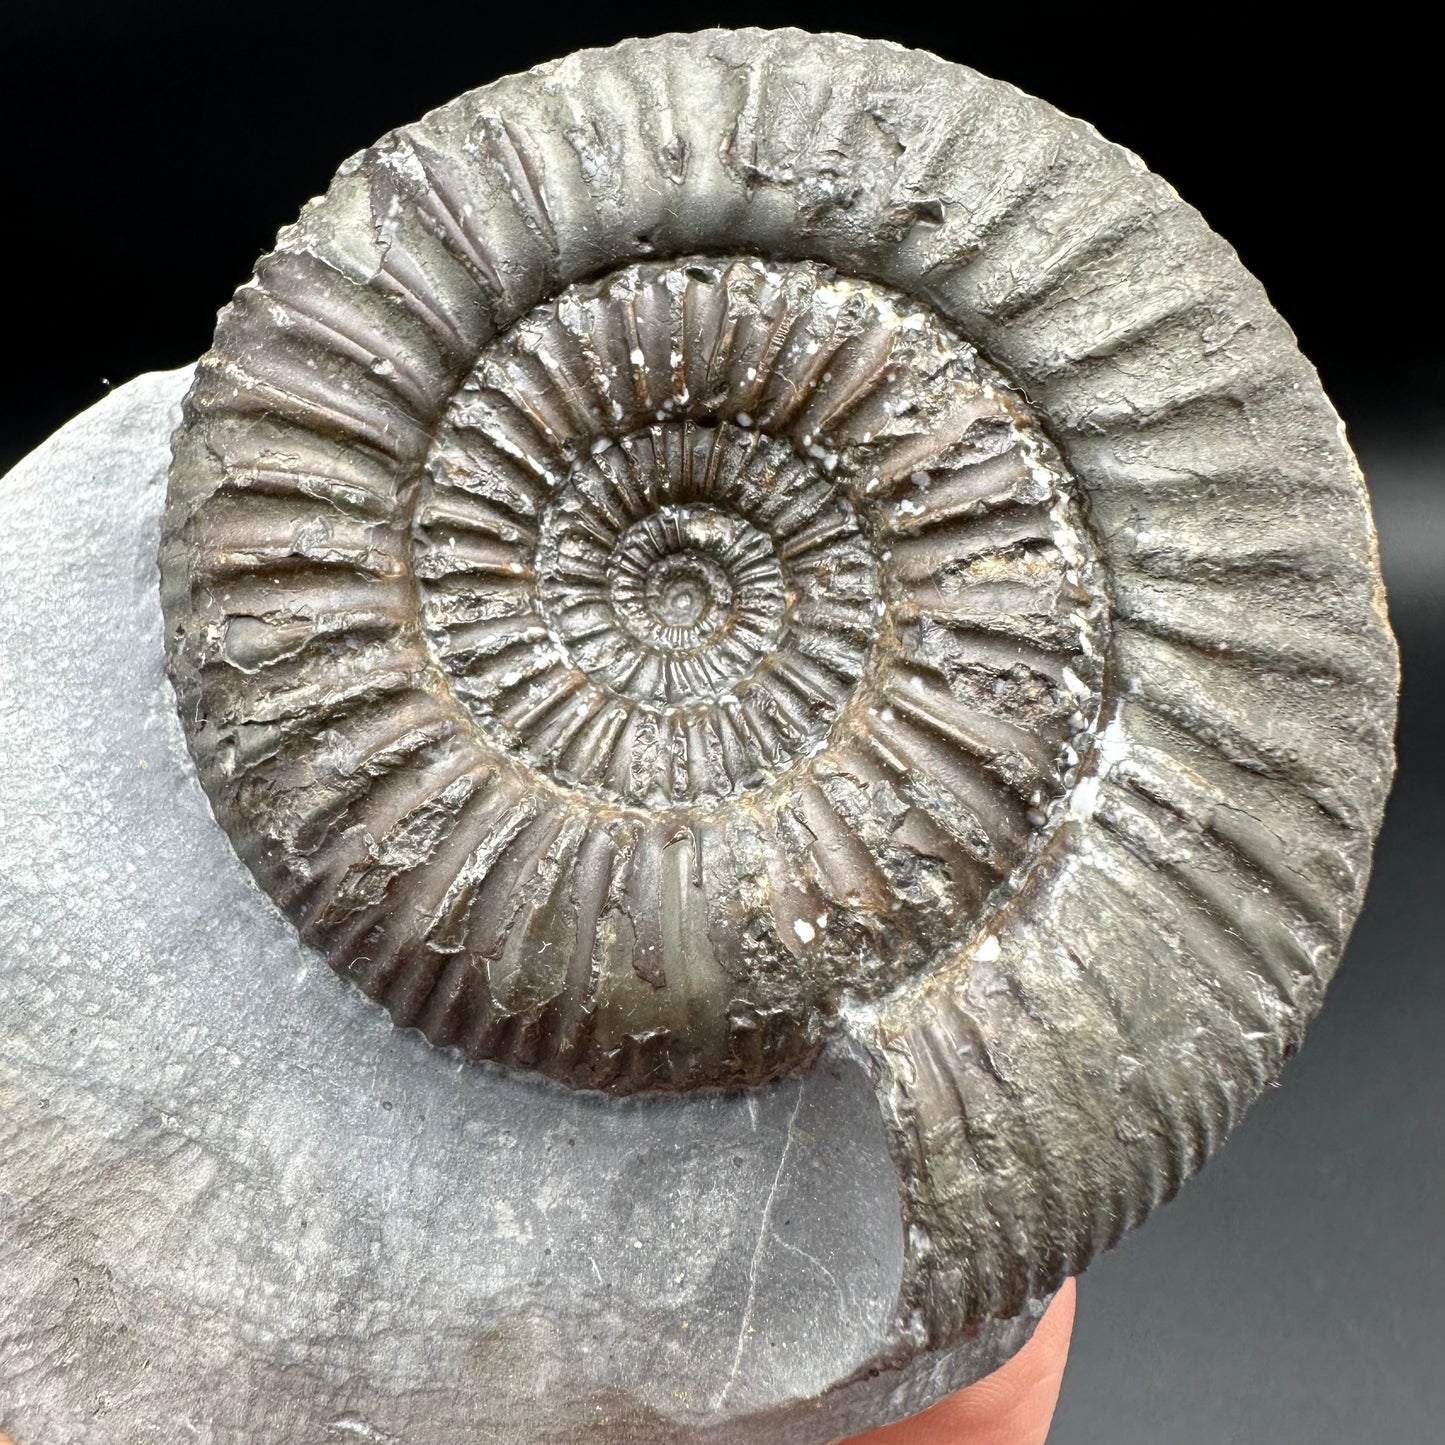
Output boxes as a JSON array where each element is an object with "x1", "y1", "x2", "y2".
[{"x1": 846, "y1": 1280, "x2": 1077, "y2": 1445}]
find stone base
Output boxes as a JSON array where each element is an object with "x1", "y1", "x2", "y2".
[{"x1": 0, "y1": 371, "x2": 1044, "y2": 1443}]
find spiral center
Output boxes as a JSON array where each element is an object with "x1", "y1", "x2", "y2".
[
  {"x1": 596, "y1": 502, "x2": 785, "y2": 680},
  {"x1": 650, "y1": 567, "x2": 711, "y2": 629}
]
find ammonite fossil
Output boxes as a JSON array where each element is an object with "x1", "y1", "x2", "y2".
[{"x1": 160, "y1": 28, "x2": 1397, "y2": 1346}]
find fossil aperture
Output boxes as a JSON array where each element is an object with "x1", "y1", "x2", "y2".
[{"x1": 160, "y1": 28, "x2": 1397, "y2": 1344}]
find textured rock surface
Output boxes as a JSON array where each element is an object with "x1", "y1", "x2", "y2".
[{"x1": 0, "y1": 370, "x2": 1045, "y2": 1443}]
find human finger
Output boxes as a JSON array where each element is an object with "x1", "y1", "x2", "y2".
[{"x1": 842, "y1": 1277, "x2": 1076, "y2": 1445}]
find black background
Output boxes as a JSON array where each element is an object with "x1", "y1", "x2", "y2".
[{"x1": 3, "y1": 6, "x2": 1440, "y2": 1442}]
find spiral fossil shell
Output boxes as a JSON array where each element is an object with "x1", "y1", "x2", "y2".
[{"x1": 160, "y1": 29, "x2": 1398, "y2": 1344}]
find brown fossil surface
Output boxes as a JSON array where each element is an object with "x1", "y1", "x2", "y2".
[
  {"x1": 160, "y1": 27, "x2": 1398, "y2": 1349},
  {"x1": 166, "y1": 254, "x2": 1104, "y2": 1094}
]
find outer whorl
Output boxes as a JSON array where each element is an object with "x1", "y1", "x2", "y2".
[{"x1": 160, "y1": 29, "x2": 1398, "y2": 1345}]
